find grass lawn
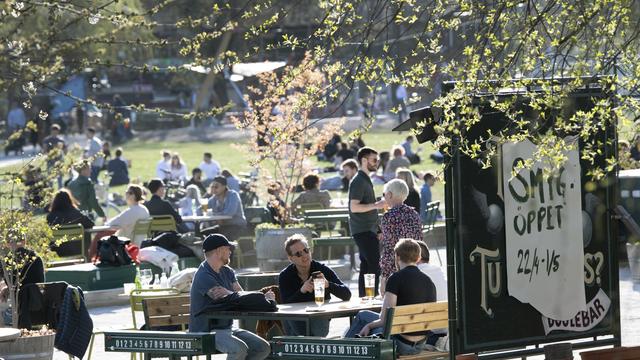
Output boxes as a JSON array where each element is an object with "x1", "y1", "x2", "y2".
[{"x1": 1, "y1": 128, "x2": 445, "y2": 217}]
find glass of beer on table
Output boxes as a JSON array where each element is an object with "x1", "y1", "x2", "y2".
[
  {"x1": 364, "y1": 273, "x2": 375, "y2": 301},
  {"x1": 313, "y1": 278, "x2": 325, "y2": 307},
  {"x1": 200, "y1": 200, "x2": 208, "y2": 213}
]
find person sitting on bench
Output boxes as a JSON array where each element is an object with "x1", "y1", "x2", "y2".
[
  {"x1": 345, "y1": 238, "x2": 436, "y2": 356},
  {"x1": 189, "y1": 234, "x2": 272, "y2": 360},
  {"x1": 278, "y1": 233, "x2": 351, "y2": 336}
]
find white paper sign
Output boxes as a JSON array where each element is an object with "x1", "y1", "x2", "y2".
[{"x1": 502, "y1": 139, "x2": 586, "y2": 320}]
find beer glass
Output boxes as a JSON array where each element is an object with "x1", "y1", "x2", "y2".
[
  {"x1": 200, "y1": 200, "x2": 208, "y2": 213},
  {"x1": 140, "y1": 269, "x2": 153, "y2": 289},
  {"x1": 313, "y1": 278, "x2": 325, "y2": 307},
  {"x1": 364, "y1": 273, "x2": 376, "y2": 300}
]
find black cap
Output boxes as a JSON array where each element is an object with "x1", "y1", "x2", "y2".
[{"x1": 202, "y1": 233, "x2": 236, "y2": 252}]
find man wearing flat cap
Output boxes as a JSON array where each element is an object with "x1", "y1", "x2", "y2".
[
  {"x1": 204, "y1": 176, "x2": 247, "y2": 240},
  {"x1": 189, "y1": 233, "x2": 273, "y2": 359}
]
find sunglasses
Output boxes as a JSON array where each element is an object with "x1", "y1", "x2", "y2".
[{"x1": 291, "y1": 248, "x2": 310, "y2": 257}]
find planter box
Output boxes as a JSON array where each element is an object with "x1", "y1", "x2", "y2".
[
  {"x1": 0, "y1": 333, "x2": 55, "y2": 360},
  {"x1": 255, "y1": 228, "x2": 313, "y2": 271},
  {"x1": 178, "y1": 256, "x2": 201, "y2": 269},
  {"x1": 46, "y1": 263, "x2": 136, "y2": 290}
]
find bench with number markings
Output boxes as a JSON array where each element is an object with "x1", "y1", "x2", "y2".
[
  {"x1": 105, "y1": 295, "x2": 221, "y2": 359},
  {"x1": 270, "y1": 301, "x2": 449, "y2": 360},
  {"x1": 104, "y1": 330, "x2": 215, "y2": 360}
]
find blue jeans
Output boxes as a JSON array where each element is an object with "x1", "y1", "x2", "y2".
[
  {"x1": 345, "y1": 310, "x2": 424, "y2": 355},
  {"x1": 214, "y1": 328, "x2": 270, "y2": 360},
  {"x1": 283, "y1": 319, "x2": 330, "y2": 337},
  {"x1": 345, "y1": 310, "x2": 383, "y2": 338}
]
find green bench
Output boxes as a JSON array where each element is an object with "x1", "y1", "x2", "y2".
[
  {"x1": 271, "y1": 337, "x2": 395, "y2": 359},
  {"x1": 312, "y1": 236, "x2": 353, "y2": 246},
  {"x1": 104, "y1": 330, "x2": 216, "y2": 360},
  {"x1": 422, "y1": 201, "x2": 442, "y2": 265},
  {"x1": 304, "y1": 208, "x2": 349, "y2": 217}
]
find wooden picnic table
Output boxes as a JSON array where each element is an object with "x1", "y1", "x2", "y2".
[
  {"x1": 304, "y1": 208, "x2": 349, "y2": 216},
  {"x1": 182, "y1": 214, "x2": 233, "y2": 234},
  {"x1": 182, "y1": 214, "x2": 233, "y2": 223},
  {"x1": 304, "y1": 214, "x2": 350, "y2": 224},
  {"x1": 204, "y1": 297, "x2": 382, "y2": 336}
]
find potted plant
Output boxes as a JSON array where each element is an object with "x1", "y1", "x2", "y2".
[
  {"x1": 0, "y1": 209, "x2": 57, "y2": 359},
  {"x1": 232, "y1": 54, "x2": 345, "y2": 270},
  {"x1": 0, "y1": 164, "x2": 57, "y2": 359},
  {"x1": 253, "y1": 223, "x2": 315, "y2": 271}
]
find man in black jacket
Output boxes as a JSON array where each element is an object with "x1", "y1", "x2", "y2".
[
  {"x1": 143, "y1": 179, "x2": 188, "y2": 233},
  {"x1": 278, "y1": 234, "x2": 351, "y2": 336}
]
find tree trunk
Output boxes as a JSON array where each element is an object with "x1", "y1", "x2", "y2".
[{"x1": 9, "y1": 286, "x2": 18, "y2": 328}]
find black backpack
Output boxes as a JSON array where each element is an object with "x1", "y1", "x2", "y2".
[{"x1": 97, "y1": 235, "x2": 132, "y2": 266}]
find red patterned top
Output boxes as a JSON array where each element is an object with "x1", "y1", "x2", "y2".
[{"x1": 379, "y1": 204, "x2": 423, "y2": 278}]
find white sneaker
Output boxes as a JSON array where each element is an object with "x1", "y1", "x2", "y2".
[{"x1": 434, "y1": 335, "x2": 449, "y2": 352}]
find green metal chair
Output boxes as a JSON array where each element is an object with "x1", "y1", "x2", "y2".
[
  {"x1": 86, "y1": 287, "x2": 181, "y2": 360},
  {"x1": 233, "y1": 236, "x2": 257, "y2": 269},
  {"x1": 422, "y1": 200, "x2": 442, "y2": 265},
  {"x1": 149, "y1": 215, "x2": 177, "y2": 234},
  {"x1": 50, "y1": 223, "x2": 86, "y2": 263},
  {"x1": 131, "y1": 218, "x2": 152, "y2": 245}
]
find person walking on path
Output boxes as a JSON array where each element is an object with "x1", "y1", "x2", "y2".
[{"x1": 348, "y1": 147, "x2": 386, "y2": 297}]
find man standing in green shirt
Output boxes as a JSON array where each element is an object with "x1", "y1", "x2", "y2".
[
  {"x1": 348, "y1": 147, "x2": 386, "y2": 297},
  {"x1": 66, "y1": 160, "x2": 106, "y2": 222}
]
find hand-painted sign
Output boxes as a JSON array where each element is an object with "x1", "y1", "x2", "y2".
[
  {"x1": 542, "y1": 288, "x2": 611, "y2": 335},
  {"x1": 502, "y1": 139, "x2": 586, "y2": 320}
]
